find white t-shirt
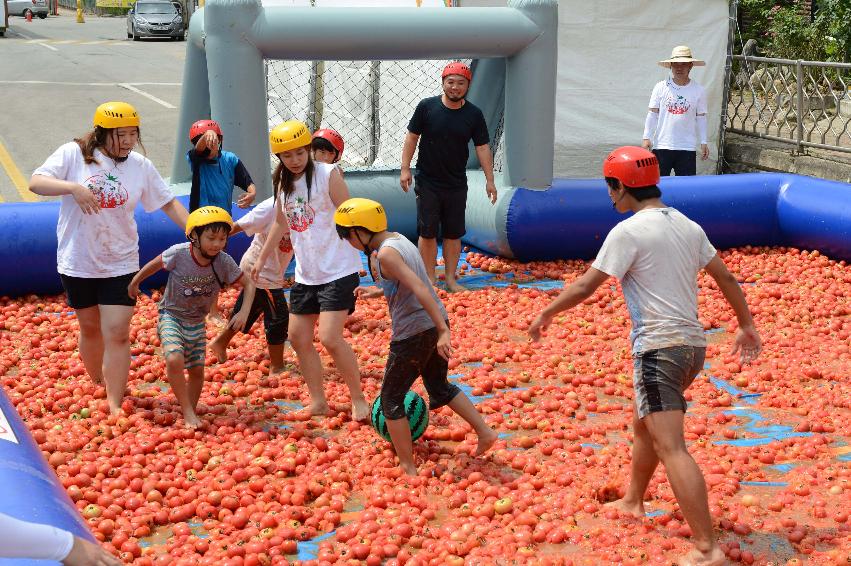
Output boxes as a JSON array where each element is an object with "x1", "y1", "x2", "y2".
[
  {"x1": 34, "y1": 142, "x2": 175, "y2": 278},
  {"x1": 648, "y1": 79, "x2": 707, "y2": 151},
  {"x1": 592, "y1": 207, "x2": 717, "y2": 355},
  {"x1": 278, "y1": 162, "x2": 361, "y2": 286},
  {"x1": 237, "y1": 197, "x2": 293, "y2": 289}
]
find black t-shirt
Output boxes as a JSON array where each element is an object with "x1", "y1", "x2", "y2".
[{"x1": 407, "y1": 96, "x2": 489, "y2": 190}]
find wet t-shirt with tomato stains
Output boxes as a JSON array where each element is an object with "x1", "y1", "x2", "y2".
[
  {"x1": 34, "y1": 142, "x2": 175, "y2": 278},
  {"x1": 278, "y1": 162, "x2": 361, "y2": 286}
]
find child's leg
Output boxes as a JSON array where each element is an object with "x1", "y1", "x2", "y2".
[
  {"x1": 317, "y1": 310, "x2": 369, "y2": 421},
  {"x1": 187, "y1": 365, "x2": 205, "y2": 415},
  {"x1": 209, "y1": 287, "x2": 263, "y2": 363},
  {"x1": 206, "y1": 290, "x2": 225, "y2": 325},
  {"x1": 164, "y1": 351, "x2": 199, "y2": 427},
  {"x1": 421, "y1": 331, "x2": 497, "y2": 456},
  {"x1": 263, "y1": 288, "x2": 289, "y2": 373},
  {"x1": 381, "y1": 333, "x2": 428, "y2": 475}
]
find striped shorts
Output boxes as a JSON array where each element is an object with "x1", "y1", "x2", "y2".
[{"x1": 157, "y1": 311, "x2": 207, "y2": 369}]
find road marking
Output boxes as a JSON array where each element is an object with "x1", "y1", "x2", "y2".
[
  {"x1": 118, "y1": 83, "x2": 176, "y2": 109},
  {"x1": 0, "y1": 80, "x2": 181, "y2": 86},
  {"x1": 8, "y1": 29, "x2": 33, "y2": 39},
  {"x1": 36, "y1": 41, "x2": 60, "y2": 52},
  {"x1": 0, "y1": 140, "x2": 38, "y2": 203}
]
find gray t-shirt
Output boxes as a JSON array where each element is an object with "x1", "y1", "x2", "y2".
[
  {"x1": 375, "y1": 234, "x2": 447, "y2": 341},
  {"x1": 158, "y1": 243, "x2": 243, "y2": 323}
]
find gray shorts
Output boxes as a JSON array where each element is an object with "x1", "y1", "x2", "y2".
[{"x1": 633, "y1": 345, "x2": 706, "y2": 419}]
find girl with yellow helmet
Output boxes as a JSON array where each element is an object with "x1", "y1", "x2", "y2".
[
  {"x1": 251, "y1": 120, "x2": 369, "y2": 421},
  {"x1": 28, "y1": 101, "x2": 189, "y2": 416}
]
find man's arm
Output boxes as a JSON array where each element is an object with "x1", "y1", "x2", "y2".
[
  {"x1": 703, "y1": 255, "x2": 762, "y2": 362},
  {"x1": 399, "y1": 131, "x2": 419, "y2": 192},
  {"x1": 528, "y1": 268, "x2": 611, "y2": 341},
  {"x1": 474, "y1": 144, "x2": 497, "y2": 205},
  {"x1": 642, "y1": 108, "x2": 660, "y2": 150}
]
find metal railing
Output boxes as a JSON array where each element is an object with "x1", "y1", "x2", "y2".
[{"x1": 726, "y1": 54, "x2": 851, "y2": 153}]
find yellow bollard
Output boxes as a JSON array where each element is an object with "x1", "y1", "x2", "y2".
[{"x1": 76, "y1": 0, "x2": 84, "y2": 22}]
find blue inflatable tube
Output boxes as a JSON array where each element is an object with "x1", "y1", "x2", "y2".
[
  {"x1": 0, "y1": 392, "x2": 93, "y2": 566},
  {"x1": 0, "y1": 195, "x2": 253, "y2": 298}
]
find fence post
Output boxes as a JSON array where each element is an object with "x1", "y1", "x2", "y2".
[{"x1": 796, "y1": 60, "x2": 804, "y2": 153}]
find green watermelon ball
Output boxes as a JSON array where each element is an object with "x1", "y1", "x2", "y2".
[{"x1": 370, "y1": 391, "x2": 429, "y2": 442}]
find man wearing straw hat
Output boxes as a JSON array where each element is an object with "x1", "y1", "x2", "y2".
[{"x1": 642, "y1": 45, "x2": 709, "y2": 176}]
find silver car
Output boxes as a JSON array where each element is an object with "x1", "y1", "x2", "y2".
[
  {"x1": 127, "y1": 1, "x2": 184, "y2": 41},
  {"x1": 7, "y1": 0, "x2": 48, "y2": 19}
]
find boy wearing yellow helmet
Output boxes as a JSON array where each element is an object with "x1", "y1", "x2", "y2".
[
  {"x1": 29, "y1": 101, "x2": 189, "y2": 416},
  {"x1": 128, "y1": 206, "x2": 256, "y2": 428},
  {"x1": 253, "y1": 121, "x2": 370, "y2": 421},
  {"x1": 335, "y1": 198, "x2": 497, "y2": 475}
]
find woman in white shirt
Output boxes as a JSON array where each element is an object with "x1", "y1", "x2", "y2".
[
  {"x1": 29, "y1": 101, "x2": 188, "y2": 416},
  {"x1": 253, "y1": 120, "x2": 369, "y2": 421}
]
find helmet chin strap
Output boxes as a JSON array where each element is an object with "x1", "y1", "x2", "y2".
[{"x1": 356, "y1": 230, "x2": 378, "y2": 282}]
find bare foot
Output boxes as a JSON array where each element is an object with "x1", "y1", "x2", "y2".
[
  {"x1": 309, "y1": 401, "x2": 331, "y2": 417},
  {"x1": 400, "y1": 462, "x2": 418, "y2": 476},
  {"x1": 109, "y1": 406, "x2": 124, "y2": 417},
  {"x1": 183, "y1": 411, "x2": 202, "y2": 429},
  {"x1": 676, "y1": 546, "x2": 726, "y2": 566},
  {"x1": 603, "y1": 498, "x2": 646, "y2": 519},
  {"x1": 446, "y1": 281, "x2": 467, "y2": 293},
  {"x1": 474, "y1": 428, "x2": 499, "y2": 456},
  {"x1": 351, "y1": 399, "x2": 371, "y2": 422},
  {"x1": 209, "y1": 337, "x2": 228, "y2": 364},
  {"x1": 270, "y1": 365, "x2": 286, "y2": 374}
]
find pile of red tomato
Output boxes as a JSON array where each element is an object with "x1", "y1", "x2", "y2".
[{"x1": 0, "y1": 245, "x2": 849, "y2": 565}]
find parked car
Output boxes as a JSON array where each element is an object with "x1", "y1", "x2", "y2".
[
  {"x1": 127, "y1": 0, "x2": 184, "y2": 41},
  {"x1": 7, "y1": 0, "x2": 48, "y2": 19}
]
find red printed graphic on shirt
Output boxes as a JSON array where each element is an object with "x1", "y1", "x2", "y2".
[
  {"x1": 285, "y1": 197, "x2": 315, "y2": 233},
  {"x1": 84, "y1": 172, "x2": 129, "y2": 209},
  {"x1": 665, "y1": 94, "x2": 691, "y2": 115}
]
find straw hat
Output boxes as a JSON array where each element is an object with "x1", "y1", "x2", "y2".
[{"x1": 658, "y1": 45, "x2": 705, "y2": 68}]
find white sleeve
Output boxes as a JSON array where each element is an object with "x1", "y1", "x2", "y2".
[
  {"x1": 647, "y1": 82, "x2": 662, "y2": 109},
  {"x1": 696, "y1": 114, "x2": 708, "y2": 144},
  {"x1": 33, "y1": 143, "x2": 76, "y2": 181},
  {"x1": 140, "y1": 158, "x2": 176, "y2": 213},
  {"x1": 643, "y1": 111, "x2": 659, "y2": 141},
  {"x1": 0, "y1": 512, "x2": 75, "y2": 560},
  {"x1": 237, "y1": 198, "x2": 275, "y2": 236},
  {"x1": 591, "y1": 224, "x2": 638, "y2": 280}
]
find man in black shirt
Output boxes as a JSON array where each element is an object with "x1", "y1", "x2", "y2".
[{"x1": 400, "y1": 62, "x2": 497, "y2": 292}]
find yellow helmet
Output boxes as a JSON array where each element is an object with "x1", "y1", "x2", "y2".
[
  {"x1": 185, "y1": 206, "x2": 234, "y2": 238},
  {"x1": 93, "y1": 102, "x2": 140, "y2": 129},
  {"x1": 334, "y1": 198, "x2": 388, "y2": 233},
  {"x1": 270, "y1": 120, "x2": 311, "y2": 154}
]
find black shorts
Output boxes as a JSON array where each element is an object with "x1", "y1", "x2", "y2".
[
  {"x1": 289, "y1": 272, "x2": 359, "y2": 316},
  {"x1": 653, "y1": 149, "x2": 697, "y2": 177},
  {"x1": 232, "y1": 287, "x2": 290, "y2": 345},
  {"x1": 59, "y1": 273, "x2": 137, "y2": 309},
  {"x1": 381, "y1": 325, "x2": 461, "y2": 420},
  {"x1": 414, "y1": 178, "x2": 467, "y2": 240}
]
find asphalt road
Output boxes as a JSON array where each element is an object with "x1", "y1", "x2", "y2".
[{"x1": 0, "y1": 10, "x2": 185, "y2": 202}]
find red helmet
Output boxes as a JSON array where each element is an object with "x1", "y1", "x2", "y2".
[
  {"x1": 442, "y1": 62, "x2": 472, "y2": 82},
  {"x1": 312, "y1": 128, "x2": 345, "y2": 160},
  {"x1": 189, "y1": 119, "x2": 222, "y2": 141},
  {"x1": 603, "y1": 146, "x2": 660, "y2": 188}
]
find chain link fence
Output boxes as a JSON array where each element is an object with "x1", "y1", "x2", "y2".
[
  {"x1": 726, "y1": 54, "x2": 851, "y2": 153},
  {"x1": 266, "y1": 58, "x2": 505, "y2": 172}
]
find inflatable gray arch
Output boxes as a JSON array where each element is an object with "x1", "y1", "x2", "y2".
[{"x1": 169, "y1": 0, "x2": 557, "y2": 255}]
